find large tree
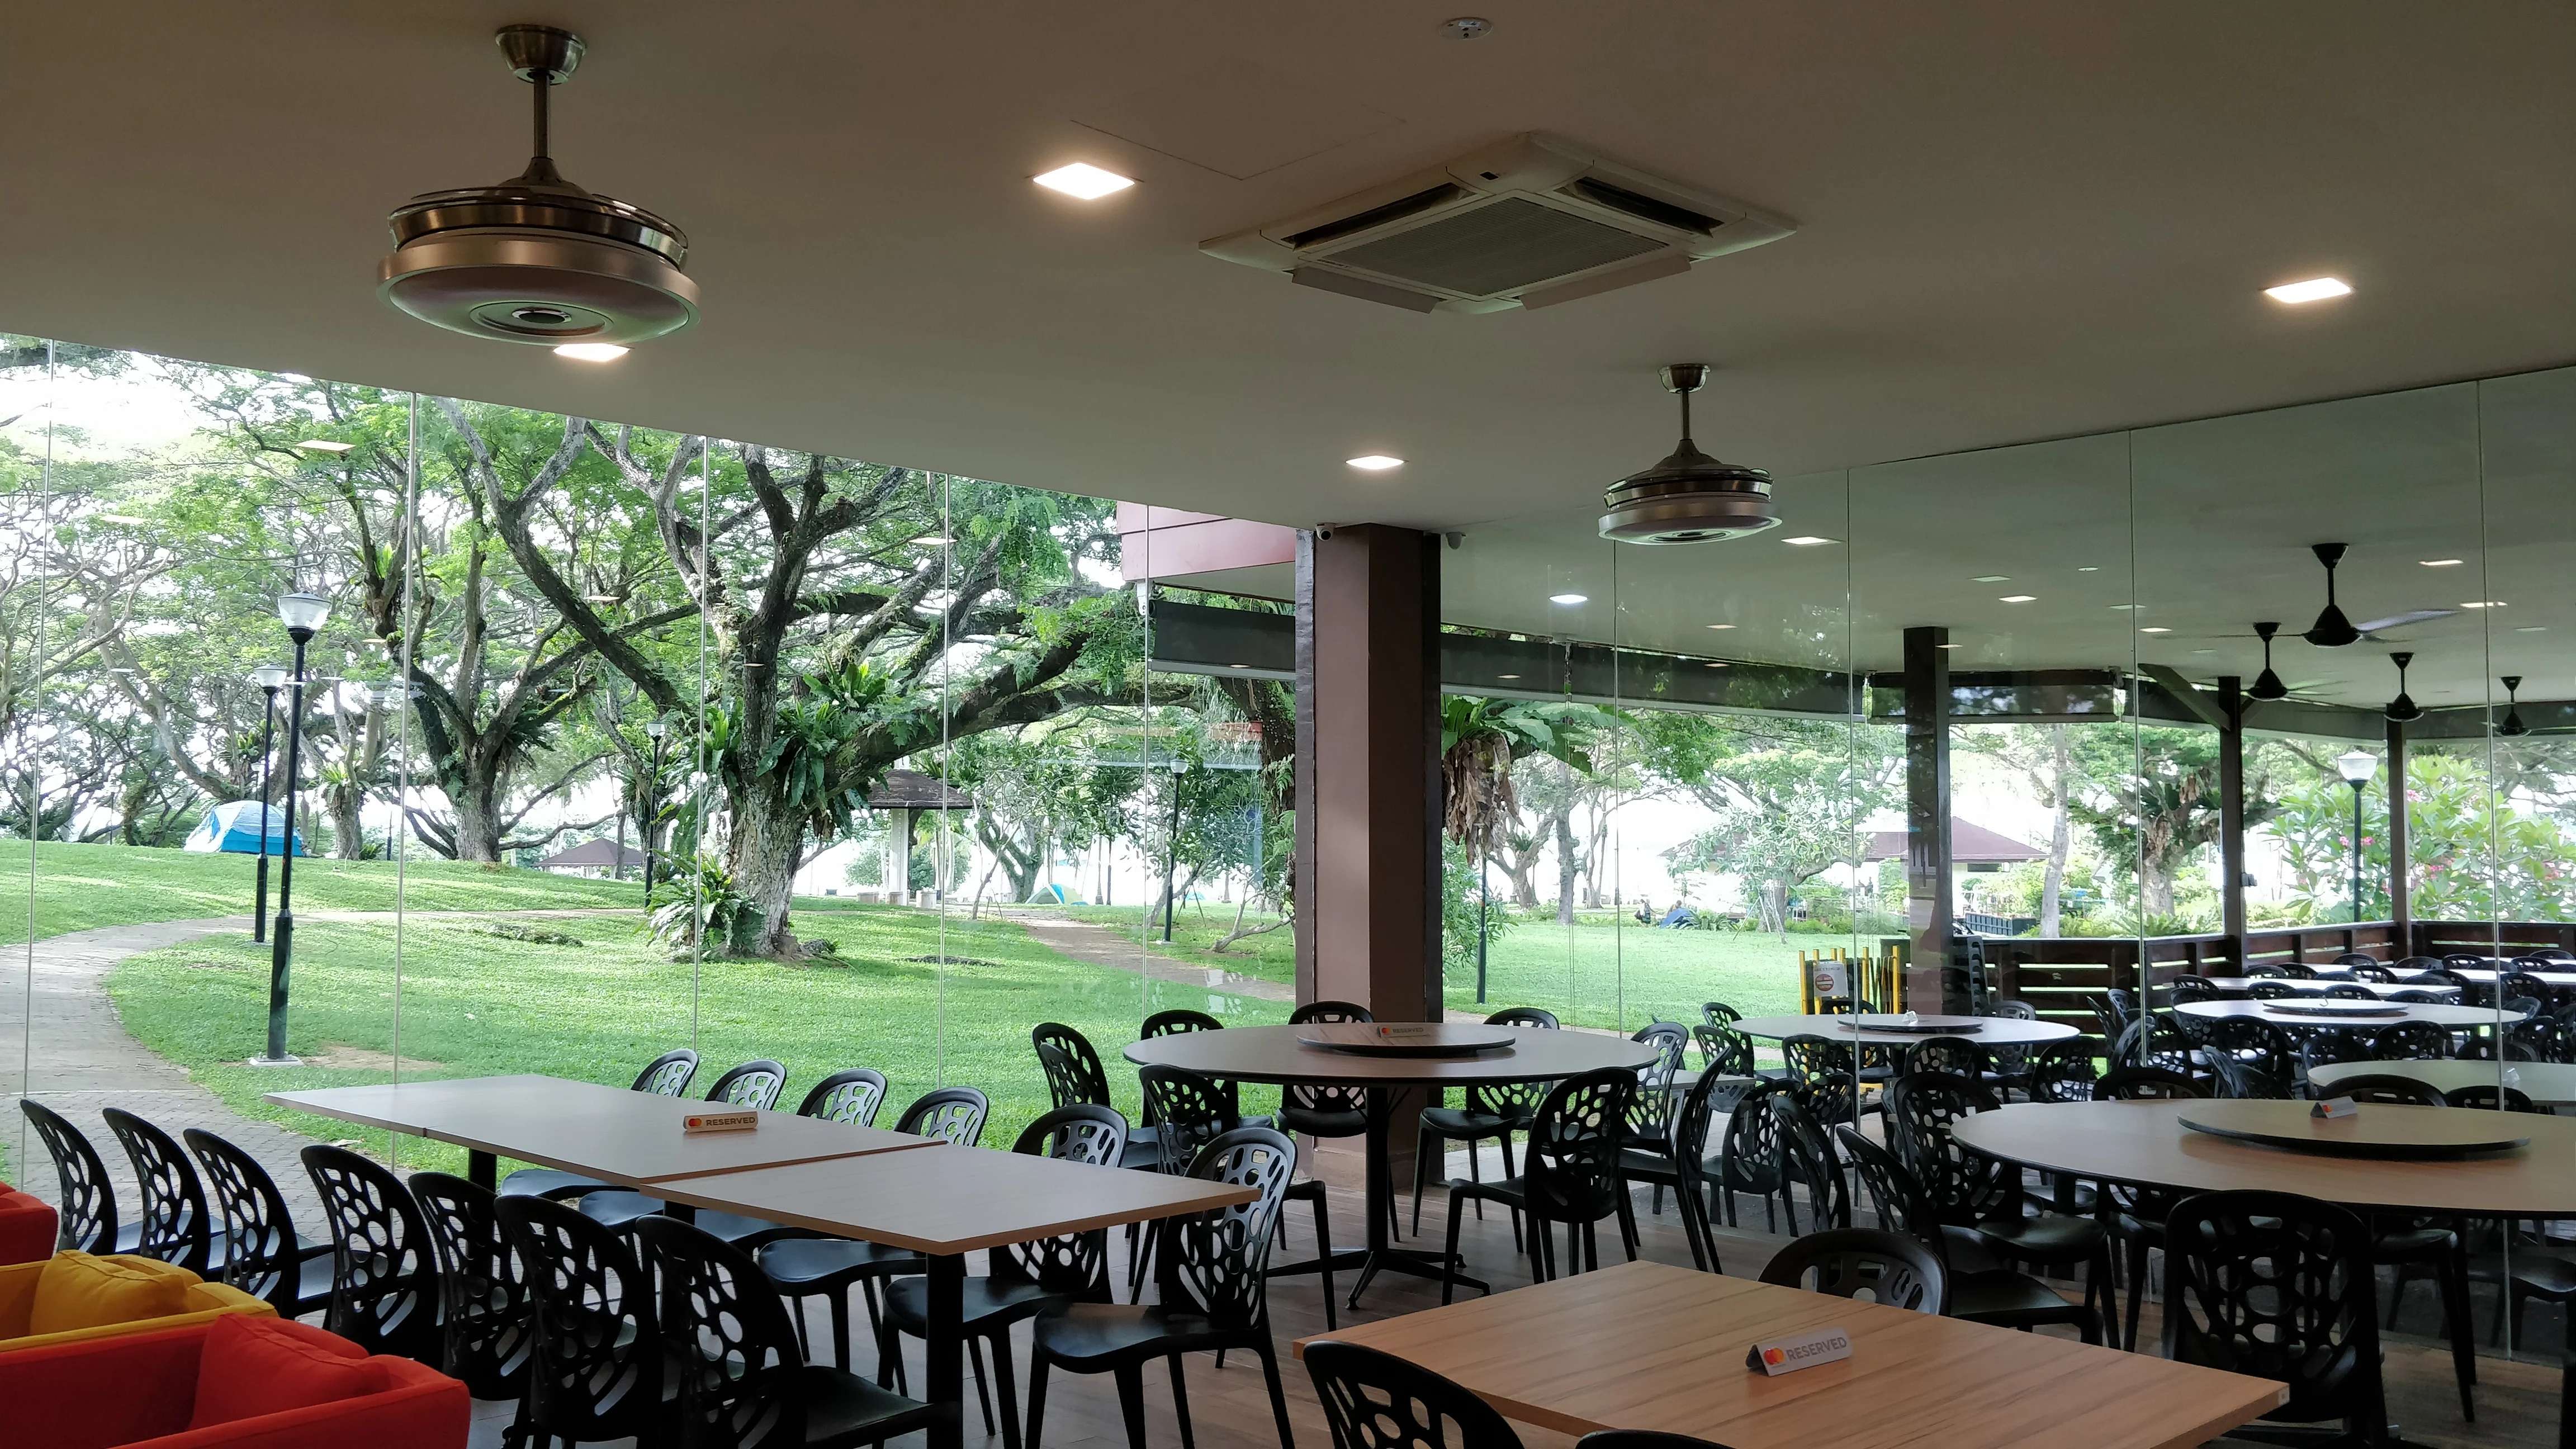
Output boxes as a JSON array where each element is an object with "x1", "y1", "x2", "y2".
[{"x1": 1645, "y1": 713, "x2": 1901, "y2": 934}]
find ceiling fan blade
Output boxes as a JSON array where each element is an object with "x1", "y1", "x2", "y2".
[{"x1": 2355, "y1": 609, "x2": 2454, "y2": 634}]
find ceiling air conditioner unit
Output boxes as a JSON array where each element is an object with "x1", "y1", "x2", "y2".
[{"x1": 1201, "y1": 132, "x2": 1793, "y2": 314}]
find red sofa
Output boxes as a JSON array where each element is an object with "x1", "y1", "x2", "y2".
[
  {"x1": 0, "y1": 1178, "x2": 58, "y2": 1265},
  {"x1": 3, "y1": 1314, "x2": 467, "y2": 1449}
]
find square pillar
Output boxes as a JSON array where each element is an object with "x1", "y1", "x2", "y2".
[
  {"x1": 1293, "y1": 524, "x2": 1442, "y2": 1022},
  {"x1": 2386, "y1": 719, "x2": 2410, "y2": 949},
  {"x1": 1902, "y1": 626, "x2": 1957, "y2": 1012},
  {"x1": 2219, "y1": 677, "x2": 2247, "y2": 953}
]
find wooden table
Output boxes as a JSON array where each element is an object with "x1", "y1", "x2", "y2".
[
  {"x1": 2308, "y1": 1059, "x2": 2576, "y2": 1106},
  {"x1": 1124, "y1": 1024, "x2": 1658, "y2": 1306},
  {"x1": 276, "y1": 1073, "x2": 1250, "y2": 1449},
  {"x1": 267, "y1": 1073, "x2": 931, "y2": 1189},
  {"x1": 1294, "y1": 1259, "x2": 2284, "y2": 1449},
  {"x1": 1951, "y1": 1099, "x2": 2576, "y2": 1214},
  {"x1": 1730, "y1": 1013, "x2": 2077, "y2": 1048},
  {"x1": 2173, "y1": 999, "x2": 2525, "y2": 1030}
]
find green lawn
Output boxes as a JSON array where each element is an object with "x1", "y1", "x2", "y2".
[
  {"x1": 106, "y1": 903, "x2": 1285, "y2": 1179},
  {"x1": 1, "y1": 839, "x2": 643, "y2": 945}
]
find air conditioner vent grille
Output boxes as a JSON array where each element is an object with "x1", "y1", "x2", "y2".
[
  {"x1": 1282, "y1": 182, "x2": 1466, "y2": 249},
  {"x1": 1562, "y1": 177, "x2": 1718, "y2": 236},
  {"x1": 1326, "y1": 197, "x2": 1665, "y2": 298}
]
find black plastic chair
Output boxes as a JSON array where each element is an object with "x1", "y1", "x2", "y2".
[
  {"x1": 583, "y1": 1059, "x2": 794, "y2": 1229},
  {"x1": 2370, "y1": 1021, "x2": 2454, "y2": 1061},
  {"x1": 1757, "y1": 1227, "x2": 1942, "y2": 1312},
  {"x1": 2162, "y1": 1190, "x2": 2397, "y2": 1444},
  {"x1": 1443, "y1": 1067, "x2": 1638, "y2": 1303},
  {"x1": 1304, "y1": 1339, "x2": 1523, "y2": 1449},
  {"x1": 409, "y1": 1172, "x2": 536, "y2": 1443},
  {"x1": 1281, "y1": 1001, "x2": 1388, "y2": 1251},
  {"x1": 1142, "y1": 1008, "x2": 1224, "y2": 1037},
  {"x1": 1770, "y1": 1094, "x2": 1850, "y2": 1240},
  {"x1": 1712, "y1": 1079, "x2": 1797, "y2": 1232},
  {"x1": 1026, "y1": 1127, "x2": 1301, "y2": 1449},
  {"x1": 1614, "y1": 1062, "x2": 1728, "y2": 1271},
  {"x1": 638, "y1": 1215, "x2": 940, "y2": 1449},
  {"x1": 501, "y1": 1046, "x2": 701, "y2": 1201},
  {"x1": 101, "y1": 1108, "x2": 219, "y2": 1274},
  {"x1": 1910, "y1": 1035, "x2": 1997, "y2": 1087},
  {"x1": 2204, "y1": 1018, "x2": 2295, "y2": 1083},
  {"x1": 1035, "y1": 1023, "x2": 1159, "y2": 1167},
  {"x1": 1413, "y1": 1009, "x2": 1560, "y2": 1235},
  {"x1": 2445, "y1": 1083, "x2": 2541, "y2": 1111},
  {"x1": 301, "y1": 1143, "x2": 443, "y2": 1362},
  {"x1": 2022, "y1": 1036, "x2": 2102, "y2": 1104},
  {"x1": 18, "y1": 1099, "x2": 133, "y2": 1253},
  {"x1": 184, "y1": 1127, "x2": 333, "y2": 1317},
  {"x1": 1701, "y1": 1001, "x2": 1741, "y2": 1027},
  {"x1": 799, "y1": 1068, "x2": 889, "y2": 1125},
  {"x1": 495, "y1": 1192, "x2": 676, "y2": 1446},
  {"x1": 877, "y1": 1106, "x2": 1128, "y2": 1449},
  {"x1": 757, "y1": 1087, "x2": 991, "y2": 1371},
  {"x1": 2111, "y1": 1019, "x2": 2196, "y2": 1076},
  {"x1": 2247, "y1": 980, "x2": 2302, "y2": 1001},
  {"x1": 2096, "y1": 1065, "x2": 2206, "y2": 1100},
  {"x1": 2209, "y1": 1055, "x2": 2294, "y2": 1100},
  {"x1": 1835, "y1": 1124, "x2": 2100, "y2": 1343},
  {"x1": 1620, "y1": 1023, "x2": 1690, "y2": 1230},
  {"x1": 2323, "y1": 1074, "x2": 2448, "y2": 1107},
  {"x1": 1140, "y1": 1063, "x2": 1335, "y2": 1322}
]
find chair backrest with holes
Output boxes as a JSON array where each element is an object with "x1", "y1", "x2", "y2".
[
  {"x1": 1694, "y1": 1023, "x2": 1754, "y2": 1077},
  {"x1": 896, "y1": 1087, "x2": 988, "y2": 1147},
  {"x1": 993, "y1": 1105, "x2": 1128, "y2": 1299},
  {"x1": 1757, "y1": 1227, "x2": 1942, "y2": 1312},
  {"x1": 632, "y1": 1047, "x2": 700, "y2": 1096},
  {"x1": 2323, "y1": 1074, "x2": 2447, "y2": 1107},
  {"x1": 2246, "y1": 980, "x2": 2298, "y2": 1000},
  {"x1": 1520, "y1": 1068, "x2": 1638, "y2": 1226},
  {"x1": 301, "y1": 1143, "x2": 442, "y2": 1361},
  {"x1": 1626, "y1": 1023, "x2": 1688, "y2": 1143},
  {"x1": 795, "y1": 1068, "x2": 888, "y2": 1125},
  {"x1": 2348, "y1": 962, "x2": 2397, "y2": 983},
  {"x1": 1285, "y1": 1002, "x2": 1375, "y2": 1118},
  {"x1": 2096, "y1": 1065, "x2": 2207, "y2": 1100},
  {"x1": 2162, "y1": 1190, "x2": 2380, "y2": 1426},
  {"x1": 1833, "y1": 1125, "x2": 1940, "y2": 1247},
  {"x1": 2368, "y1": 1021, "x2": 2451, "y2": 1062},
  {"x1": 499, "y1": 1194, "x2": 667, "y2": 1444},
  {"x1": 1909, "y1": 1035, "x2": 1994, "y2": 1082},
  {"x1": 1881, "y1": 1073, "x2": 2007, "y2": 1225},
  {"x1": 633, "y1": 1216, "x2": 815, "y2": 1449},
  {"x1": 1033, "y1": 1023, "x2": 1113, "y2": 1110},
  {"x1": 1719, "y1": 1080, "x2": 1796, "y2": 1188},
  {"x1": 1702, "y1": 1002, "x2": 1741, "y2": 1027},
  {"x1": 2296, "y1": 1030, "x2": 2372, "y2": 1079},
  {"x1": 1143, "y1": 1008, "x2": 1224, "y2": 1037},
  {"x1": 2205, "y1": 1018, "x2": 2294, "y2": 1079},
  {"x1": 409, "y1": 1171, "x2": 533, "y2": 1400},
  {"x1": 102, "y1": 1109, "x2": 214, "y2": 1273},
  {"x1": 702, "y1": 1060, "x2": 788, "y2": 1111},
  {"x1": 1486, "y1": 1006, "x2": 1559, "y2": 1029},
  {"x1": 1304, "y1": 1339, "x2": 1526, "y2": 1449},
  {"x1": 1139, "y1": 1064, "x2": 1239, "y2": 1173},
  {"x1": 2024, "y1": 1036, "x2": 2103, "y2": 1103},
  {"x1": 2320, "y1": 983, "x2": 2378, "y2": 1001},
  {"x1": 2112, "y1": 1019, "x2": 2196, "y2": 1073},
  {"x1": 2444, "y1": 1083, "x2": 2541, "y2": 1112},
  {"x1": 2208, "y1": 1055, "x2": 2291, "y2": 1100},
  {"x1": 184, "y1": 1128, "x2": 303, "y2": 1311},
  {"x1": 1769, "y1": 1095, "x2": 1849, "y2": 1232},
  {"x1": 20, "y1": 1100, "x2": 117, "y2": 1253},
  {"x1": 1161, "y1": 1127, "x2": 1296, "y2": 1330}
]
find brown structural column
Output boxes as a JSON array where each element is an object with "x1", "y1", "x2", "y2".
[
  {"x1": 2218, "y1": 676, "x2": 2247, "y2": 954},
  {"x1": 1292, "y1": 524, "x2": 1442, "y2": 1022},
  {"x1": 2386, "y1": 717, "x2": 2411, "y2": 950},
  {"x1": 1902, "y1": 626, "x2": 1955, "y2": 1012}
]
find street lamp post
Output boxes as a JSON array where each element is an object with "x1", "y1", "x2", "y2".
[
  {"x1": 257, "y1": 591, "x2": 331, "y2": 1066},
  {"x1": 248, "y1": 663, "x2": 290, "y2": 943},
  {"x1": 1158, "y1": 759, "x2": 1186, "y2": 944},
  {"x1": 2336, "y1": 749, "x2": 2377, "y2": 924},
  {"x1": 641, "y1": 717, "x2": 669, "y2": 896}
]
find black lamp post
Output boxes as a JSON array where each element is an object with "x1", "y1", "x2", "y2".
[
  {"x1": 248, "y1": 662, "x2": 290, "y2": 944},
  {"x1": 1158, "y1": 758, "x2": 1186, "y2": 943},
  {"x1": 258, "y1": 591, "x2": 331, "y2": 1066},
  {"x1": 2336, "y1": 749, "x2": 2376, "y2": 924},
  {"x1": 641, "y1": 717, "x2": 669, "y2": 895}
]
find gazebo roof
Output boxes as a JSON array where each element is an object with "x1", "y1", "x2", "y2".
[
  {"x1": 1863, "y1": 818, "x2": 2044, "y2": 864},
  {"x1": 534, "y1": 837, "x2": 648, "y2": 870},
  {"x1": 865, "y1": 768, "x2": 973, "y2": 811}
]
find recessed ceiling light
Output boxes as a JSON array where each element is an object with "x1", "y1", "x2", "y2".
[
  {"x1": 1972, "y1": 575, "x2": 2010, "y2": 583},
  {"x1": 1706, "y1": 661, "x2": 1728, "y2": 668},
  {"x1": 1497, "y1": 673, "x2": 1522, "y2": 680},
  {"x1": 1033, "y1": 163, "x2": 1135, "y2": 199},
  {"x1": 1228, "y1": 663, "x2": 1251, "y2": 669},
  {"x1": 2139, "y1": 627, "x2": 2171, "y2": 634},
  {"x1": 1999, "y1": 595, "x2": 2036, "y2": 604},
  {"x1": 1935, "y1": 643, "x2": 1962, "y2": 650},
  {"x1": 1706, "y1": 623, "x2": 1736, "y2": 630},
  {"x1": 2517, "y1": 626, "x2": 2548, "y2": 633},
  {"x1": 912, "y1": 535, "x2": 951, "y2": 546},
  {"x1": 1346, "y1": 454, "x2": 1404, "y2": 471},
  {"x1": 2463, "y1": 600, "x2": 2507, "y2": 609},
  {"x1": 1549, "y1": 593, "x2": 1588, "y2": 605},
  {"x1": 297, "y1": 439, "x2": 353, "y2": 453},
  {"x1": 1782, "y1": 536, "x2": 1837, "y2": 547},
  {"x1": 2419, "y1": 558, "x2": 2464, "y2": 567},
  {"x1": 2076, "y1": 566, "x2": 2100, "y2": 573},
  {"x1": 2108, "y1": 604, "x2": 2139, "y2": 611},
  {"x1": 2265, "y1": 276, "x2": 2352, "y2": 304},
  {"x1": 2191, "y1": 648, "x2": 2215, "y2": 655},
  {"x1": 554, "y1": 343, "x2": 629, "y2": 362}
]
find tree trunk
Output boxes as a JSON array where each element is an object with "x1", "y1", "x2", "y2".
[
  {"x1": 1553, "y1": 806, "x2": 1579, "y2": 926},
  {"x1": 2040, "y1": 724, "x2": 2070, "y2": 937},
  {"x1": 1760, "y1": 880, "x2": 1790, "y2": 936},
  {"x1": 327, "y1": 779, "x2": 367, "y2": 861},
  {"x1": 449, "y1": 773, "x2": 505, "y2": 863},
  {"x1": 728, "y1": 788, "x2": 807, "y2": 957}
]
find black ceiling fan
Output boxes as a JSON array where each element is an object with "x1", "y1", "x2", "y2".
[
  {"x1": 2384, "y1": 651, "x2": 2422, "y2": 723},
  {"x1": 2298, "y1": 542, "x2": 2453, "y2": 646},
  {"x1": 2502, "y1": 675, "x2": 2528, "y2": 737},
  {"x1": 2248, "y1": 622, "x2": 2289, "y2": 701}
]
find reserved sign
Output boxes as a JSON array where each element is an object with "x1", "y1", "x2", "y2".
[
  {"x1": 2311, "y1": 1097, "x2": 2360, "y2": 1119},
  {"x1": 684, "y1": 1109, "x2": 761, "y2": 1134},
  {"x1": 1746, "y1": 1326, "x2": 1853, "y2": 1376}
]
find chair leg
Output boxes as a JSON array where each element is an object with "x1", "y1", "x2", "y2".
[
  {"x1": 1442, "y1": 1191, "x2": 1471, "y2": 1305},
  {"x1": 2440, "y1": 1246, "x2": 2476, "y2": 1422},
  {"x1": 1256, "y1": 1337, "x2": 1298, "y2": 1449},
  {"x1": 1410, "y1": 1125, "x2": 1436, "y2": 1234},
  {"x1": 1465, "y1": 1138, "x2": 1485, "y2": 1220},
  {"x1": 1169, "y1": 1353, "x2": 1196, "y2": 1449},
  {"x1": 1614, "y1": 1191, "x2": 1640, "y2": 1262},
  {"x1": 1025, "y1": 1353, "x2": 1053, "y2": 1449},
  {"x1": 1309, "y1": 1190, "x2": 1338, "y2": 1330},
  {"x1": 1498, "y1": 1133, "x2": 1522, "y2": 1251},
  {"x1": 2123, "y1": 1235, "x2": 2149, "y2": 1353},
  {"x1": 969, "y1": 1335, "x2": 996, "y2": 1435},
  {"x1": 1112, "y1": 1364, "x2": 1149, "y2": 1449},
  {"x1": 991, "y1": 1328, "x2": 1024, "y2": 1449},
  {"x1": 826, "y1": 1287, "x2": 853, "y2": 1374}
]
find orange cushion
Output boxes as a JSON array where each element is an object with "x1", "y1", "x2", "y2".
[
  {"x1": 188, "y1": 1313, "x2": 383, "y2": 1428},
  {"x1": 26, "y1": 1252, "x2": 193, "y2": 1336}
]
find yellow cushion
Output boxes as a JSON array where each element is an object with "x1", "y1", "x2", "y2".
[{"x1": 26, "y1": 1252, "x2": 195, "y2": 1336}]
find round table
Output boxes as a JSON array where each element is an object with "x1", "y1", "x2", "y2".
[
  {"x1": 2307, "y1": 1059, "x2": 2576, "y2": 1107},
  {"x1": 1124, "y1": 1024, "x2": 1658, "y2": 1306},
  {"x1": 1951, "y1": 1098, "x2": 2576, "y2": 1214},
  {"x1": 1731, "y1": 1013, "x2": 2079, "y2": 1048},
  {"x1": 2174, "y1": 999, "x2": 2527, "y2": 1030}
]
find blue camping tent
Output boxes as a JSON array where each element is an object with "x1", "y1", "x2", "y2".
[{"x1": 183, "y1": 801, "x2": 306, "y2": 856}]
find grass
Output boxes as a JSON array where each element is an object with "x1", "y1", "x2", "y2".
[
  {"x1": 106, "y1": 903, "x2": 1286, "y2": 1180},
  {"x1": 0, "y1": 839, "x2": 643, "y2": 945}
]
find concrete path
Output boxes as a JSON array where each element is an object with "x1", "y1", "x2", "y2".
[{"x1": 1011, "y1": 912, "x2": 1296, "y2": 1003}]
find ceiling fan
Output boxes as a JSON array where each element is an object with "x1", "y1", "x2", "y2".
[
  {"x1": 2238, "y1": 623, "x2": 2339, "y2": 703},
  {"x1": 2299, "y1": 543, "x2": 2454, "y2": 645},
  {"x1": 2383, "y1": 652, "x2": 2422, "y2": 723}
]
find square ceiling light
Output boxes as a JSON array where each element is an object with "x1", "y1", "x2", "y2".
[{"x1": 1034, "y1": 163, "x2": 1135, "y2": 199}]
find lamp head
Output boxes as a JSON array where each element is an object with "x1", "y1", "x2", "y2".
[
  {"x1": 643, "y1": 717, "x2": 669, "y2": 739},
  {"x1": 277, "y1": 591, "x2": 332, "y2": 642},
  {"x1": 250, "y1": 663, "x2": 291, "y2": 692},
  {"x1": 2335, "y1": 749, "x2": 2378, "y2": 784}
]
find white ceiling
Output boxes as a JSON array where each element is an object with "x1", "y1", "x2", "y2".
[{"x1": 7, "y1": 3, "x2": 2573, "y2": 704}]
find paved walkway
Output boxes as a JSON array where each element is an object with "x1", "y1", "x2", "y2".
[{"x1": 1011, "y1": 912, "x2": 1296, "y2": 1003}]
